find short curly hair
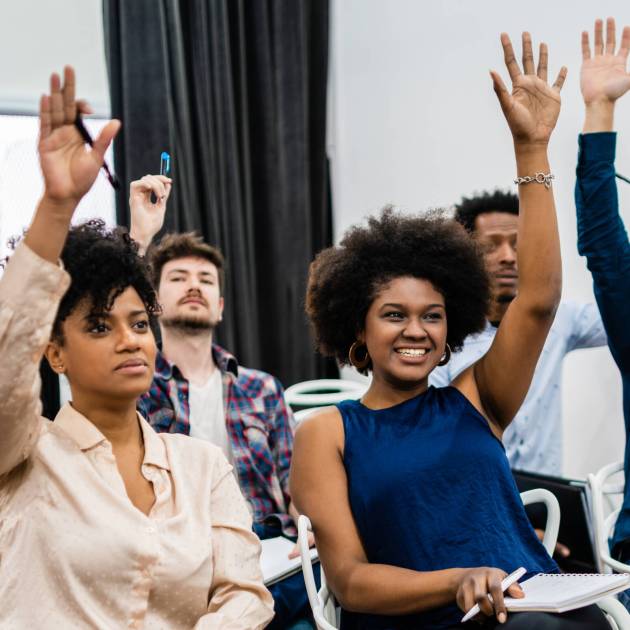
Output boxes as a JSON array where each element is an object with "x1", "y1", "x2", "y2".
[
  {"x1": 455, "y1": 189, "x2": 518, "y2": 233},
  {"x1": 147, "y1": 232, "x2": 225, "y2": 294},
  {"x1": 306, "y1": 208, "x2": 490, "y2": 369},
  {"x1": 51, "y1": 219, "x2": 160, "y2": 342}
]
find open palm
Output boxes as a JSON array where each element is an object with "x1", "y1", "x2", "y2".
[
  {"x1": 581, "y1": 19, "x2": 630, "y2": 105},
  {"x1": 491, "y1": 33, "x2": 567, "y2": 146},
  {"x1": 38, "y1": 67, "x2": 120, "y2": 205}
]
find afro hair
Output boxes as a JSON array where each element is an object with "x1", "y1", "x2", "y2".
[
  {"x1": 454, "y1": 190, "x2": 519, "y2": 233},
  {"x1": 51, "y1": 219, "x2": 160, "y2": 342},
  {"x1": 305, "y1": 207, "x2": 490, "y2": 368}
]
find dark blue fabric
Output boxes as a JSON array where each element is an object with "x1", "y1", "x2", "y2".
[
  {"x1": 575, "y1": 132, "x2": 630, "y2": 555},
  {"x1": 338, "y1": 386, "x2": 558, "y2": 630},
  {"x1": 255, "y1": 522, "x2": 319, "y2": 629}
]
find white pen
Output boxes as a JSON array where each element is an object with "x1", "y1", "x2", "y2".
[{"x1": 460, "y1": 566, "x2": 527, "y2": 623}]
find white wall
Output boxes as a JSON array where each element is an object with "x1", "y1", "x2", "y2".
[
  {"x1": 329, "y1": 0, "x2": 630, "y2": 479},
  {"x1": 0, "y1": 0, "x2": 110, "y2": 114}
]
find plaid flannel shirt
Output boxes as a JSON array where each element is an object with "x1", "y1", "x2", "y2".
[{"x1": 138, "y1": 344, "x2": 296, "y2": 536}]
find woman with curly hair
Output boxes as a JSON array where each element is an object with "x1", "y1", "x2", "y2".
[
  {"x1": 291, "y1": 33, "x2": 609, "y2": 630},
  {"x1": 0, "y1": 67, "x2": 273, "y2": 629}
]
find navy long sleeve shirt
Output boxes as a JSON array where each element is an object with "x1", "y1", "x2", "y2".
[{"x1": 575, "y1": 131, "x2": 630, "y2": 553}]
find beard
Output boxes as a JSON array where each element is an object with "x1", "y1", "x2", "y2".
[{"x1": 161, "y1": 314, "x2": 217, "y2": 336}]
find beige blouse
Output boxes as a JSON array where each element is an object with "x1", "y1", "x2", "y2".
[{"x1": 0, "y1": 243, "x2": 274, "y2": 629}]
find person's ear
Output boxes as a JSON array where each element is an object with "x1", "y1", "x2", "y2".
[
  {"x1": 218, "y1": 296, "x2": 224, "y2": 322},
  {"x1": 44, "y1": 341, "x2": 66, "y2": 374}
]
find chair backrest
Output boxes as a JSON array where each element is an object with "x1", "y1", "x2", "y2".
[
  {"x1": 587, "y1": 461, "x2": 625, "y2": 574},
  {"x1": 297, "y1": 515, "x2": 338, "y2": 629},
  {"x1": 520, "y1": 488, "x2": 560, "y2": 555},
  {"x1": 296, "y1": 490, "x2": 560, "y2": 630},
  {"x1": 285, "y1": 379, "x2": 367, "y2": 410}
]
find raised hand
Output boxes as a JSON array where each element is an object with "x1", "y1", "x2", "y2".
[
  {"x1": 491, "y1": 33, "x2": 567, "y2": 147},
  {"x1": 581, "y1": 18, "x2": 630, "y2": 106},
  {"x1": 38, "y1": 66, "x2": 120, "y2": 209},
  {"x1": 129, "y1": 174, "x2": 172, "y2": 254}
]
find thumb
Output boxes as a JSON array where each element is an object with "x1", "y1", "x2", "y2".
[
  {"x1": 490, "y1": 70, "x2": 512, "y2": 113},
  {"x1": 92, "y1": 119, "x2": 121, "y2": 162}
]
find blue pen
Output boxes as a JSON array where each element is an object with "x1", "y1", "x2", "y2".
[{"x1": 160, "y1": 152, "x2": 171, "y2": 177}]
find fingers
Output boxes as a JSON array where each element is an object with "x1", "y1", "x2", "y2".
[
  {"x1": 39, "y1": 94, "x2": 52, "y2": 141},
  {"x1": 133, "y1": 174, "x2": 172, "y2": 200},
  {"x1": 552, "y1": 66, "x2": 568, "y2": 92},
  {"x1": 555, "y1": 541, "x2": 571, "y2": 558},
  {"x1": 506, "y1": 582, "x2": 525, "y2": 599},
  {"x1": 91, "y1": 119, "x2": 121, "y2": 163},
  {"x1": 619, "y1": 26, "x2": 630, "y2": 60},
  {"x1": 50, "y1": 72, "x2": 64, "y2": 129},
  {"x1": 594, "y1": 19, "x2": 604, "y2": 55},
  {"x1": 522, "y1": 32, "x2": 535, "y2": 75},
  {"x1": 287, "y1": 543, "x2": 300, "y2": 560},
  {"x1": 582, "y1": 31, "x2": 591, "y2": 61},
  {"x1": 62, "y1": 66, "x2": 77, "y2": 123},
  {"x1": 501, "y1": 33, "x2": 522, "y2": 82},
  {"x1": 606, "y1": 17, "x2": 616, "y2": 55},
  {"x1": 472, "y1": 576, "x2": 495, "y2": 618},
  {"x1": 76, "y1": 99, "x2": 94, "y2": 116},
  {"x1": 488, "y1": 574, "x2": 507, "y2": 623},
  {"x1": 537, "y1": 42, "x2": 548, "y2": 81}
]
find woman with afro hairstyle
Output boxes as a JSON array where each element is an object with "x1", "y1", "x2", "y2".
[
  {"x1": 291, "y1": 33, "x2": 610, "y2": 630},
  {"x1": 0, "y1": 67, "x2": 273, "y2": 629}
]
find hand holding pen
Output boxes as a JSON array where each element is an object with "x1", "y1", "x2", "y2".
[
  {"x1": 128, "y1": 171, "x2": 172, "y2": 255},
  {"x1": 38, "y1": 66, "x2": 121, "y2": 208}
]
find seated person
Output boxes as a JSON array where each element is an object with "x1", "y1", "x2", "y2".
[
  {"x1": 431, "y1": 189, "x2": 606, "y2": 476},
  {"x1": 130, "y1": 188, "x2": 316, "y2": 628},
  {"x1": 575, "y1": 17, "x2": 630, "y2": 579},
  {"x1": 0, "y1": 67, "x2": 273, "y2": 629},
  {"x1": 290, "y1": 33, "x2": 609, "y2": 629}
]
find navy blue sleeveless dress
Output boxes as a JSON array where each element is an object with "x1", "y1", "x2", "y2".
[{"x1": 338, "y1": 386, "x2": 558, "y2": 629}]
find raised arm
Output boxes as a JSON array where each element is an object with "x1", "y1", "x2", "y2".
[
  {"x1": 457, "y1": 33, "x2": 566, "y2": 429},
  {"x1": 128, "y1": 174, "x2": 172, "y2": 255},
  {"x1": 0, "y1": 67, "x2": 119, "y2": 477},
  {"x1": 576, "y1": 18, "x2": 630, "y2": 372}
]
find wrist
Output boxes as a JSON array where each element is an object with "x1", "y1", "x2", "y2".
[
  {"x1": 583, "y1": 100, "x2": 615, "y2": 133},
  {"x1": 38, "y1": 194, "x2": 77, "y2": 222},
  {"x1": 513, "y1": 141, "x2": 549, "y2": 157}
]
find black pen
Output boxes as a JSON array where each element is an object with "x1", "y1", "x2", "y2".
[{"x1": 74, "y1": 114, "x2": 120, "y2": 190}]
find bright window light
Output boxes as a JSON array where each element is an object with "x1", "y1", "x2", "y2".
[{"x1": 0, "y1": 114, "x2": 117, "y2": 262}]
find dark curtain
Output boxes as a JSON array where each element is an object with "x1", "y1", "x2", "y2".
[{"x1": 103, "y1": 0, "x2": 336, "y2": 386}]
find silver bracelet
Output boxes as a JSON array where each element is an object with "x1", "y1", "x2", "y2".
[{"x1": 514, "y1": 172, "x2": 554, "y2": 189}]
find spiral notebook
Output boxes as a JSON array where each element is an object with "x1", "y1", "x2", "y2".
[{"x1": 504, "y1": 573, "x2": 630, "y2": 613}]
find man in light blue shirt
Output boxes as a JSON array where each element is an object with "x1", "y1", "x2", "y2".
[{"x1": 431, "y1": 190, "x2": 606, "y2": 475}]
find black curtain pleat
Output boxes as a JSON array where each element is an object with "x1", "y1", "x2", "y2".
[{"x1": 103, "y1": 0, "x2": 336, "y2": 385}]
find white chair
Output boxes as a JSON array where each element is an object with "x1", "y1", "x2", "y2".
[
  {"x1": 588, "y1": 462, "x2": 627, "y2": 574},
  {"x1": 298, "y1": 490, "x2": 629, "y2": 629},
  {"x1": 285, "y1": 379, "x2": 367, "y2": 410}
]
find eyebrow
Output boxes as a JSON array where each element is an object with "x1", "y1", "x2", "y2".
[
  {"x1": 83, "y1": 309, "x2": 147, "y2": 321},
  {"x1": 380, "y1": 302, "x2": 445, "y2": 310},
  {"x1": 168, "y1": 269, "x2": 216, "y2": 277}
]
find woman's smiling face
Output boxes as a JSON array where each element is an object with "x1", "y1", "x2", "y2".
[{"x1": 362, "y1": 276, "x2": 448, "y2": 387}]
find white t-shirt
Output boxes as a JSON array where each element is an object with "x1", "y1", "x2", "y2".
[{"x1": 189, "y1": 369, "x2": 231, "y2": 461}]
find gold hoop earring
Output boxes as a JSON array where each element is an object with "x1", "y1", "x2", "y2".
[
  {"x1": 348, "y1": 341, "x2": 370, "y2": 370},
  {"x1": 438, "y1": 343, "x2": 451, "y2": 366}
]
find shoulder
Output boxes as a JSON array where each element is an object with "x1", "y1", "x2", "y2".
[
  {"x1": 295, "y1": 406, "x2": 344, "y2": 451},
  {"x1": 234, "y1": 365, "x2": 286, "y2": 399}
]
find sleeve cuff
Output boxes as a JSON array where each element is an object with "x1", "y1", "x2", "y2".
[
  {"x1": 0, "y1": 241, "x2": 70, "y2": 307},
  {"x1": 578, "y1": 132, "x2": 617, "y2": 163}
]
